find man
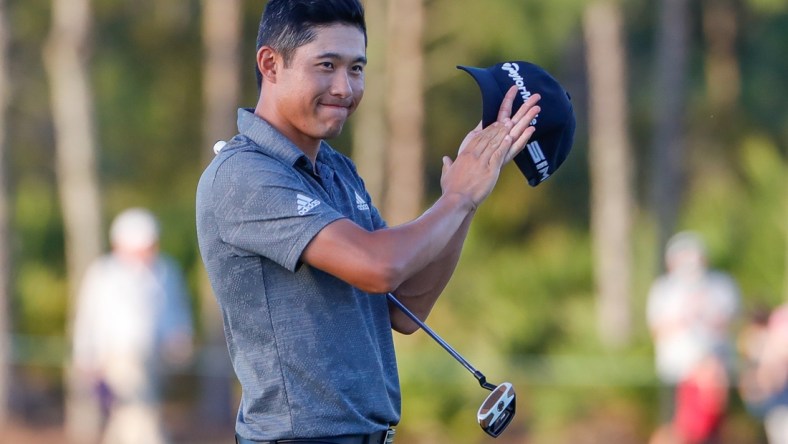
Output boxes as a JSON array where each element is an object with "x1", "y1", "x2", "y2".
[
  {"x1": 73, "y1": 208, "x2": 194, "y2": 444},
  {"x1": 647, "y1": 232, "x2": 739, "y2": 444},
  {"x1": 195, "y1": 1, "x2": 541, "y2": 442}
]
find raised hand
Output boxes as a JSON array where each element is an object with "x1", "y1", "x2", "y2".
[
  {"x1": 497, "y1": 86, "x2": 541, "y2": 163},
  {"x1": 443, "y1": 86, "x2": 542, "y2": 208},
  {"x1": 457, "y1": 86, "x2": 541, "y2": 163},
  {"x1": 440, "y1": 122, "x2": 513, "y2": 208}
]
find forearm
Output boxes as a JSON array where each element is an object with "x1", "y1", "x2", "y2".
[
  {"x1": 398, "y1": 211, "x2": 472, "y2": 297},
  {"x1": 389, "y1": 211, "x2": 473, "y2": 331},
  {"x1": 302, "y1": 192, "x2": 476, "y2": 294}
]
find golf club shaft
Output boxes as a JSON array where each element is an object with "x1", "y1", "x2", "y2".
[{"x1": 386, "y1": 293, "x2": 496, "y2": 391}]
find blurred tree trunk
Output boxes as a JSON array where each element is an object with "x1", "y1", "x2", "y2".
[
  {"x1": 43, "y1": 0, "x2": 104, "y2": 442},
  {"x1": 583, "y1": 0, "x2": 634, "y2": 348},
  {"x1": 198, "y1": 0, "x2": 240, "y2": 428},
  {"x1": 352, "y1": 0, "x2": 387, "y2": 203},
  {"x1": 702, "y1": 0, "x2": 740, "y2": 117},
  {"x1": 701, "y1": 0, "x2": 740, "y2": 169},
  {"x1": 0, "y1": 0, "x2": 10, "y2": 426},
  {"x1": 383, "y1": 0, "x2": 425, "y2": 224},
  {"x1": 202, "y1": 0, "x2": 241, "y2": 164},
  {"x1": 651, "y1": 0, "x2": 690, "y2": 262}
]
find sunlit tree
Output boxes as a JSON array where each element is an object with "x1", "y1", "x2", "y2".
[
  {"x1": 0, "y1": 0, "x2": 10, "y2": 426},
  {"x1": 583, "y1": 0, "x2": 634, "y2": 348},
  {"x1": 43, "y1": 0, "x2": 103, "y2": 440},
  {"x1": 198, "y1": 0, "x2": 240, "y2": 427},
  {"x1": 383, "y1": 0, "x2": 425, "y2": 224},
  {"x1": 650, "y1": 0, "x2": 691, "y2": 260},
  {"x1": 352, "y1": 0, "x2": 388, "y2": 203}
]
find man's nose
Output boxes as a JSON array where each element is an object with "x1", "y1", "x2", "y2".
[{"x1": 329, "y1": 71, "x2": 353, "y2": 97}]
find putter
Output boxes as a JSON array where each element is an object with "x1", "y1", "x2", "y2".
[{"x1": 386, "y1": 293, "x2": 516, "y2": 438}]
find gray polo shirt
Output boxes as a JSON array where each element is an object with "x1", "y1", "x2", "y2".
[{"x1": 196, "y1": 109, "x2": 400, "y2": 441}]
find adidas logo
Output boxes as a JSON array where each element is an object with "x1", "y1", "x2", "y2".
[
  {"x1": 527, "y1": 141, "x2": 550, "y2": 182},
  {"x1": 355, "y1": 191, "x2": 369, "y2": 211},
  {"x1": 297, "y1": 194, "x2": 321, "y2": 215}
]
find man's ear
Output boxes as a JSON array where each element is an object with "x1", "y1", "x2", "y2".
[{"x1": 257, "y1": 46, "x2": 279, "y2": 83}]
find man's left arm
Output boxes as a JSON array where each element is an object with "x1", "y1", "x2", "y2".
[
  {"x1": 386, "y1": 89, "x2": 540, "y2": 332},
  {"x1": 387, "y1": 212, "x2": 473, "y2": 332}
]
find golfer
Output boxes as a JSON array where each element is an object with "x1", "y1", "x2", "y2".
[{"x1": 196, "y1": 1, "x2": 540, "y2": 442}]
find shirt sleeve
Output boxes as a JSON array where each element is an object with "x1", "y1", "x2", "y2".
[
  {"x1": 72, "y1": 259, "x2": 109, "y2": 367},
  {"x1": 211, "y1": 151, "x2": 345, "y2": 271}
]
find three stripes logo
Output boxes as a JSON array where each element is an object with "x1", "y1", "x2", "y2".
[
  {"x1": 296, "y1": 194, "x2": 321, "y2": 215},
  {"x1": 354, "y1": 191, "x2": 369, "y2": 211},
  {"x1": 527, "y1": 141, "x2": 550, "y2": 182}
]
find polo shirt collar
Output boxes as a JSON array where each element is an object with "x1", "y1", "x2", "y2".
[{"x1": 237, "y1": 108, "x2": 310, "y2": 167}]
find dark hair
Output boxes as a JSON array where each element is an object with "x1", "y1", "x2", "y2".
[{"x1": 255, "y1": 0, "x2": 367, "y2": 89}]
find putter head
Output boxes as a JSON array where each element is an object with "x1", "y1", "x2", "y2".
[{"x1": 477, "y1": 382, "x2": 516, "y2": 438}]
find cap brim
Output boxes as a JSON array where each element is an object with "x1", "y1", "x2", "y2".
[{"x1": 457, "y1": 65, "x2": 505, "y2": 127}]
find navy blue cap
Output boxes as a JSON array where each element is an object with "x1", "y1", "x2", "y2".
[{"x1": 457, "y1": 61, "x2": 576, "y2": 187}]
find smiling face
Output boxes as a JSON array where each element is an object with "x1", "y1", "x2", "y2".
[{"x1": 256, "y1": 24, "x2": 366, "y2": 156}]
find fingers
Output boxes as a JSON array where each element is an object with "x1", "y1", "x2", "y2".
[
  {"x1": 511, "y1": 93, "x2": 541, "y2": 125},
  {"x1": 476, "y1": 122, "x2": 512, "y2": 166},
  {"x1": 497, "y1": 86, "x2": 519, "y2": 122},
  {"x1": 442, "y1": 156, "x2": 452, "y2": 173},
  {"x1": 495, "y1": 90, "x2": 542, "y2": 161},
  {"x1": 505, "y1": 94, "x2": 542, "y2": 163},
  {"x1": 497, "y1": 87, "x2": 541, "y2": 123},
  {"x1": 506, "y1": 126, "x2": 535, "y2": 163},
  {"x1": 509, "y1": 98, "x2": 540, "y2": 145},
  {"x1": 452, "y1": 119, "x2": 513, "y2": 176},
  {"x1": 458, "y1": 121, "x2": 483, "y2": 155}
]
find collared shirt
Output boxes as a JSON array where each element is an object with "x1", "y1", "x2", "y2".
[{"x1": 196, "y1": 109, "x2": 400, "y2": 440}]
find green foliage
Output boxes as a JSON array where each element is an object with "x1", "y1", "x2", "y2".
[
  {"x1": 4, "y1": 0, "x2": 788, "y2": 441},
  {"x1": 748, "y1": 0, "x2": 788, "y2": 14},
  {"x1": 16, "y1": 262, "x2": 68, "y2": 336}
]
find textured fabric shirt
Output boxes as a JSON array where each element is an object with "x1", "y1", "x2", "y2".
[{"x1": 196, "y1": 109, "x2": 400, "y2": 441}]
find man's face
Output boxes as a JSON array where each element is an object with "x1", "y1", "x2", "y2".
[{"x1": 266, "y1": 24, "x2": 366, "y2": 148}]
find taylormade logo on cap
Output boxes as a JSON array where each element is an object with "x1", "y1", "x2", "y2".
[
  {"x1": 501, "y1": 63, "x2": 538, "y2": 126},
  {"x1": 457, "y1": 60, "x2": 576, "y2": 187}
]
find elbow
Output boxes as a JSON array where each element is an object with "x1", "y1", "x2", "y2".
[
  {"x1": 393, "y1": 322, "x2": 420, "y2": 335},
  {"x1": 355, "y1": 257, "x2": 408, "y2": 294},
  {"x1": 390, "y1": 308, "x2": 421, "y2": 335}
]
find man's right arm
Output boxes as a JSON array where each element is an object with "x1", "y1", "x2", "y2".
[
  {"x1": 302, "y1": 189, "x2": 476, "y2": 295},
  {"x1": 301, "y1": 122, "x2": 515, "y2": 331},
  {"x1": 303, "y1": 120, "x2": 513, "y2": 272},
  {"x1": 303, "y1": 91, "x2": 541, "y2": 333}
]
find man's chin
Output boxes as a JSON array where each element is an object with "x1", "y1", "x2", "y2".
[{"x1": 320, "y1": 123, "x2": 345, "y2": 140}]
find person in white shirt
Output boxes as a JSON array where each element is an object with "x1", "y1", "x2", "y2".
[
  {"x1": 72, "y1": 208, "x2": 193, "y2": 444},
  {"x1": 647, "y1": 232, "x2": 740, "y2": 444}
]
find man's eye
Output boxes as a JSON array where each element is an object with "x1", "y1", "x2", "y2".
[
  {"x1": 351, "y1": 65, "x2": 364, "y2": 73},
  {"x1": 320, "y1": 62, "x2": 334, "y2": 69}
]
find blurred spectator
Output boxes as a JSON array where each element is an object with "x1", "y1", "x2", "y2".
[
  {"x1": 647, "y1": 232, "x2": 740, "y2": 444},
  {"x1": 72, "y1": 208, "x2": 194, "y2": 444},
  {"x1": 739, "y1": 303, "x2": 788, "y2": 444}
]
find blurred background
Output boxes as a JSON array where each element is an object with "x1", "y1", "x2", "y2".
[{"x1": 0, "y1": 0, "x2": 786, "y2": 443}]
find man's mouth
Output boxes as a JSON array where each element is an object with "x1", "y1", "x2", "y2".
[{"x1": 320, "y1": 102, "x2": 351, "y2": 109}]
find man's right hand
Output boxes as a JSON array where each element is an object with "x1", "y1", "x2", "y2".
[
  {"x1": 441, "y1": 86, "x2": 541, "y2": 208},
  {"x1": 440, "y1": 122, "x2": 514, "y2": 208}
]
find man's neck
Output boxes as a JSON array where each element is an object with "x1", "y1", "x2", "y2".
[{"x1": 254, "y1": 104, "x2": 321, "y2": 165}]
